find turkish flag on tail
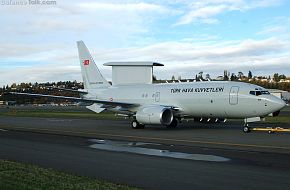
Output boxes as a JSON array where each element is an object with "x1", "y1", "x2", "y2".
[{"x1": 83, "y1": 60, "x2": 90, "y2": 65}]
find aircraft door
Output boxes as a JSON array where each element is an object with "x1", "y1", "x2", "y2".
[
  {"x1": 229, "y1": 86, "x2": 239, "y2": 105},
  {"x1": 155, "y1": 92, "x2": 160, "y2": 102}
]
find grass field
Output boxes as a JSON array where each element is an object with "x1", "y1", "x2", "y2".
[
  {"x1": 263, "y1": 106, "x2": 290, "y2": 124},
  {"x1": 264, "y1": 116, "x2": 290, "y2": 124},
  {"x1": 0, "y1": 111, "x2": 117, "y2": 119},
  {"x1": 0, "y1": 106, "x2": 119, "y2": 120},
  {"x1": 0, "y1": 160, "x2": 139, "y2": 190}
]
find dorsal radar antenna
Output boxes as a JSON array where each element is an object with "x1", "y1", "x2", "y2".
[{"x1": 103, "y1": 62, "x2": 163, "y2": 85}]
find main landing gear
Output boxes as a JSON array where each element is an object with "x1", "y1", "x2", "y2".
[
  {"x1": 131, "y1": 120, "x2": 145, "y2": 129},
  {"x1": 166, "y1": 118, "x2": 178, "y2": 128},
  {"x1": 131, "y1": 118, "x2": 179, "y2": 129}
]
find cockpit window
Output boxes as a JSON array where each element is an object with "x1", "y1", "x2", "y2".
[
  {"x1": 249, "y1": 90, "x2": 270, "y2": 96},
  {"x1": 261, "y1": 91, "x2": 270, "y2": 95},
  {"x1": 256, "y1": 91, "x2": 262, "y2": 96},
  {"x1": 250, "y1": 91, "x2": 256, "y2": 95}
]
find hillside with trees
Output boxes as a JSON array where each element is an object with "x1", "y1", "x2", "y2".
[{"x1": 0, "y1": 81, "x2": 82, "y2": 105}]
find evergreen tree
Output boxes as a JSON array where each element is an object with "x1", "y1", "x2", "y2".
[
  {"x1": 205, "y1": 74, "x2": 211, "y2": 80},
  {"x1": 273, "y1": 73, "x2": 279, "y2": 82},
  {"x1": 198, "y1": 71, "x2": 204, "y2": 80},
  {"x1": 223, "y1": 70, "x2": 229, "y2": 81},
  {"x1": 248, "y1": 71, "x2": 252, "y2": 79},
  {"x1": 237, "y1": 71, "x2": 244, "y2": 79},
  {"x1": 230, "y1": 73, "x2": 238, "y2": 81}
]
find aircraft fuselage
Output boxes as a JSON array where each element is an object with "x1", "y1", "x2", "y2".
[{"x1": 85, "y1": 81, "x2": 285, "y2": 119}]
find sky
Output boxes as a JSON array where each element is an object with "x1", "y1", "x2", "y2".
[{"x1": 0, "y1": 0, "x2": 290, "y2": 86}]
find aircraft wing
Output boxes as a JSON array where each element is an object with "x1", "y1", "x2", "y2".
[{"x1": 10, "y1": 92, "x2": 139, "y2": 108}]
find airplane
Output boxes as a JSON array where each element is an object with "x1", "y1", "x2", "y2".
[{"x1": 11, "y1": 41, "x2": 286, "y2": 132}]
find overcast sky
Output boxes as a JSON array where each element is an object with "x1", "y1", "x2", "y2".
[{"x1": 0, "y1": 0, "x2": 290, "y2": 86}]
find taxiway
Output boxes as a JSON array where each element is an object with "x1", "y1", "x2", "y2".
[{"x1": 0, "y1": 108, "x2": 290, "y2": 190}]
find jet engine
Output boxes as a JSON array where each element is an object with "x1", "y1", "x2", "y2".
[{"x1": 136, "y1": 105, "x2": 173, "y2": 125}]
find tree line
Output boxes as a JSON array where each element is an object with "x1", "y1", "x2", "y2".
[{"x1": 0, "y1": 81, "x2": 83, "y2": 104}]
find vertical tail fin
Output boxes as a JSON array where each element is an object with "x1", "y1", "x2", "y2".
[{"x1": 77, "y1": 41, "x2": 110, "y2": 89}]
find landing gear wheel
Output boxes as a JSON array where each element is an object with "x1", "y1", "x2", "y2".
[
  {"x1": 243, "y1": 125, "x2": 251, "y2": 133},
  {"x1": 132, "y1": 120, "x2": 144, "y2": 129},
  {"x1": 166, "y1": 118, "x2": 178, "y2": 128}
]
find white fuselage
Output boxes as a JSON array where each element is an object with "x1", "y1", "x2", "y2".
[{"x1": 85, "y1": 81, "x2": 285, "y2": 119}]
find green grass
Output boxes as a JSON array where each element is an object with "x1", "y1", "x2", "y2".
[
  {"x1": 264, "y1": 116, "x2": 290, "y2": 124},
  {"x1": 0, "y1": 160, "x2": 140, "y2": 190},
  {"x1": 262, "y1": 107, "x2": 290, "y2": 124},
  {"x1": 0, "y1": 109, "x2": 118, "y2": 120}
]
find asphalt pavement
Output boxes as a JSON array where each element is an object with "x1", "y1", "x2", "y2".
[{"x1": 1, "y1": 112, "x2": 290, "y2": 190}]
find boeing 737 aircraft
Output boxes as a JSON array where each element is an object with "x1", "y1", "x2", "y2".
[{"x1": 11, "y1": 41, "x2": 286, "y2": 132}]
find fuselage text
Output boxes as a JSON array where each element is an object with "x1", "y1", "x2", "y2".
[{"x1": 170, "y1": 87, "x2": 224, "y2": 94}]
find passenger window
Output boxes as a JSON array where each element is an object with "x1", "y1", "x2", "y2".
[{"x1": 249, "y1": 91, "x2": 255, "y2": 95}]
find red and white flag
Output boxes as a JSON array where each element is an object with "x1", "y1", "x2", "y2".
[{"x1": 83, "y1": 59, "x2": 90, "y2": 65}]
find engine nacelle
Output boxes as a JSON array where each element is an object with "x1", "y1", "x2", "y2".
[{"x1": 136, "y1": 105, "x2": 173, "y2": 125}]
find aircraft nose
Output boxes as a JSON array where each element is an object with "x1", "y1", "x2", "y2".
[{"x1": 270, "y1": 97, "x2": 286, "y2": 111}]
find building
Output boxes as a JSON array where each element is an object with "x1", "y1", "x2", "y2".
[
  {"x1": 267, "y1": 89, "x2": 289, "y2": 100},
  {"x1": 216, "y1": 76, "x2": 224, "y2": 81},
  {"x1": 0, "y1": 101, "x2": 16, "y2": 106},
  {"x1": 279, "y1": 79, "x2": 290, "y2": 83}
]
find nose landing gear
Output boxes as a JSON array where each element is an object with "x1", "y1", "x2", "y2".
[
  {"x1": 243, "y1": 123, "x2": 251, "y2": 133},
  {"x1": 243, "y1": 117, "x2": 262, "y2": 133}
]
